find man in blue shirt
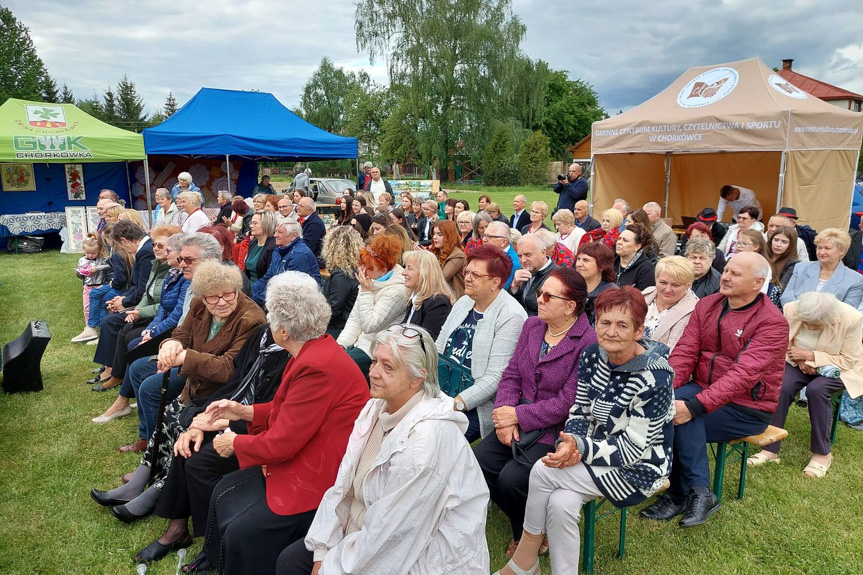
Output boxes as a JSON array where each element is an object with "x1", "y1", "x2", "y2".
[
  {"x1": 553, "y1": 163, "x2": 588, "y2": 213},
  {"x1": 482, "y1": 221, "x2": 521, "y2": 290}
]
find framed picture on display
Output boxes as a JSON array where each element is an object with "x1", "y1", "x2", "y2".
[
  {"x1": 65, "y1": 206, "x2": 88, "y2": 253},
  {"x1": 86, "y1": 206, "x2": 101, "y2": 234},
  {"x1": 1, "y1": 163, "x2": 36, "y2": 192},
  {"x1": 66, "y1": 164, "x2": 86, "y2": 200}
]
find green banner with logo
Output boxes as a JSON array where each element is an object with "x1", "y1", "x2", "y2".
[{"x1": 0, "y1": 99, "x2": 145, "y2": 162}]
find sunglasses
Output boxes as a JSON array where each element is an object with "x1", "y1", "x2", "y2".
[
  {"x1": 203, "y1": 291, "x2": 237, "y2": 305},
  {"x1": 177, "y1": 256, "x2": 198, "y2": 265},
  {"x1": 386, "y1": 324, "x2": 427, "y2": 353},
  {"x1": 152, "y1": 241, "x2": 166, "y2": 249},
  {"x1": 535, "y1": 288, "x2": 572, "y2": 303}
]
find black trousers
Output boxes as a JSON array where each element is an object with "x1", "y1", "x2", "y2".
[
  {"x1": 474, "y1": 431, "x2": 554, "y2": 541},
  {"x1": 92, "y1": 312, "x2": 146, "y2": 369},
  {"x1": 111, "y1": 321, "x2": 147, "y2": 378},
  {"x1": 277, "y1": 539, "x2": 315, "y2": 575},
  {"x1": 154, "y1": 439, "x2": 239, "y2": 536},
  {"x1": 204, "y1": 467, "x2": 316, "y2": 575}
]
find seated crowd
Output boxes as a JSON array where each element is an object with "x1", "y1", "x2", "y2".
[{"x1": 75, "y1": 172, "x2": 863, "y2": 574}]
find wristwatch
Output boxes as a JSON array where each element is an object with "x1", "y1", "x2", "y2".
[{"x1": 455, "y1": 398, "x2": 466, "y2": 412}]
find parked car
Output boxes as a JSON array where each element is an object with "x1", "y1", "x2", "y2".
[{"x1": 309, "y1": 178, "x2": 355, "y2": 205}]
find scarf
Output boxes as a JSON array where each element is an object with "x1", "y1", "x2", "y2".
[{"x1": 229, "y1": 328, "x2": 285, "y2": 405}]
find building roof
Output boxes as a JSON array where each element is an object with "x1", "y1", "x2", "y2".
[{"x1": 776, "y1": 68, "x2": 863, "y2": 101}]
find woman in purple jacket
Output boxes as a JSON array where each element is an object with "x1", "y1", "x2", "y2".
[{"x1": 474, "y1": 267, "x2": 597, "y2": 559}]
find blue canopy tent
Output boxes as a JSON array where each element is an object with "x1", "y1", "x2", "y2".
[{"x1": 142, "y1": 88, "x2": 358, "y2": 207}]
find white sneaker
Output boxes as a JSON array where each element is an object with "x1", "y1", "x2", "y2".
[{"x1": 71, "y1": 327, "x2": 99, "y2": 343}]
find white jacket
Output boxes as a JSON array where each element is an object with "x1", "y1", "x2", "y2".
[
  {"x1": 305, "y1": 392, "x2": 490, "y2": 575},
  {"x1": 337, "y1": 265, "x2": 407, "y2": 355}
]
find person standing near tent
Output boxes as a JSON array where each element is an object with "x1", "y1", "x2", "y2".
[
  {"x1": 290, "y1": 168, "x2": 311, "y2": 193},
  {"x1": 716, "y1": 185, "x2": 763, "y2": 227},
  {"x1": 171, "y1": 172, "x2": 203, "y2": 204},
  {"x1": 553, "y1": 163, "x2": 588, "y2": 214}
]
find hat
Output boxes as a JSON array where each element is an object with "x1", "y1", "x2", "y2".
[
  {"x1": 777, "y1": 207, "x2": 798, "y2": 220},
  {"x1": 697, "y1": 208, "x2": 717, "y2": 222}
]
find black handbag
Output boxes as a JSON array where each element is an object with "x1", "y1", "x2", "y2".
[{"x1": 511, "y1": 398, "x2": 547, "y2": 468}]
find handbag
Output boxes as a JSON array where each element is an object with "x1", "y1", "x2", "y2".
[
  {"x1": 511, "y1": 398, "x2": 548, "y2": 468},
  {"x1": 437, "y1": 328, "x2": 475, "y2": 398}
]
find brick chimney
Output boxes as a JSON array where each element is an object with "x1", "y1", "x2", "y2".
[{"x1": 782, "y1": 59, "x2": 794, "y2": 71}]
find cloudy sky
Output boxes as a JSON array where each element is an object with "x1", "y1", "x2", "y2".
[{"x1": 8, "y1": 0, "x2": 863, "y2": 116}]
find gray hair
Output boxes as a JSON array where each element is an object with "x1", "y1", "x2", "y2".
[
  {"x1": 177, "y1": 172, "x2": 193, "y2": 184},
  {"x1": 179, "y1": 232, "x2": 222, "y2": 261},
  {"x1": 472, "y1": 211, "x2": 492, "y2": 237},
  {"x1": 486, "y1": 221, "x2": 511, "y2": 246},
  {"x1": 643, "y1": 202, "x2": 662, "y2": 215},
  {"x1": 371, "y1": 325, "x2": 440, "y2": 397},
  {"x1": 531, "y1": 229, "x2": 557, "y2": 251},
  {"x1": 258, "y1": 211, "x2": 278, "y2": 237},
  {"x1": 751, "y1": 253, "x2": 771, "y2": 280},
  {"x1": 277, "y1": 220, "x2": 303, "y2": 239},
  {"x1": 304, "y1": 168, "x2": 311, "y2": 175},
  {"x1": 178, "y1": 191, "x2": 201, "y2": 207},
  {"x1": 155, "y1": 187, "x2": 171, "y2": 200},
  {"x1": 363, "y1": 161, "x2": 373, "y2": 168},
  {"x1": 685, "y1": 237, "x2": 716, "y2": 259},
  {"x1": 218, "y1": 190, "x2": 232, "y2": 201},
  {"x1": 166, "y1": 232, "x2": 185, "y2": 253},
  {"x1": 265, "y1": 271, "x2": 330, "y2": 342},
  {"x1": 795, "y1": 291, "x2": 841, "y2": 325},
  {"x1": 612, "y1": 198, "x2": 630, "y2": 215}
]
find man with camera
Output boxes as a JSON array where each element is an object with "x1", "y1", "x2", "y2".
[{"x1": 553, "y1": 163, "x2": 588, "y2": 213}]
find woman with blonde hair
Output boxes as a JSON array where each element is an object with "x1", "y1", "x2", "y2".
[
  {"x1": 641, "y1": 256, "x2": 698, "y2": 351},
  {"x1": 781, "y1": 228, "x2": 863, "y2": 308},
  {"x1": 579, "y1": 207, "x2": 623, "y2": 250},
  {"x1": 119, "y1": 208, "x2": 147, "y2": 231},
  {"x1": 104, "y1": 203, "x2": 124, "y2": 224},
  {"x1": 322, "y1": 226, "x2": 364, "y2": 338},
  {"x1": 416, "y1": 199, "x2": 438, "y2": 246},
  {"x1": 521, "y1": 201, "x2": 550, "y2": 235},
  {"x1": 401, "y1": 250, "x2": 456, "y2": 339}
]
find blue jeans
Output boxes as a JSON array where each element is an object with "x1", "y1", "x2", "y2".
[
  {"x1": 88, "y1": 285, "x2": 123, "y2": 327},
  {"x1": 128, "y1": 357, "x2": 186, "y2": 440},
  {"x1": 669, "y1": 382, "x2": 768, "y2": 499}
]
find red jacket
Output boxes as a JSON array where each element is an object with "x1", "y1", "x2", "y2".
[
  {"x1": 669, "y1": 293, "x2": 788, "y2": 417},
  {"x1": 233, "y1": 335, "x2": 370, "y2": 516}
]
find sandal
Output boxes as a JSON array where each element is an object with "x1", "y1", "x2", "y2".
[
  {"x1": 803, "y1": 455, "x2": 832, "y2": 478},
  {"x1": 747, "y1": 451, "x2": 780, "y2": 466},
  {"x1": 493, "y1": 558, "x2": 540, "y2": 575},
  {"x1": 183, "y1": 551, "x2": 214, "y2": 573}
]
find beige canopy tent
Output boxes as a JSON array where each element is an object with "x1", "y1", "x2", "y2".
[{"x1": 589, "y1": 58, "x2": 863, "y2": 230}]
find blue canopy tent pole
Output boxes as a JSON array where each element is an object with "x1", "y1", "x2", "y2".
[{"x1": 226, "y1": 154, "x2": 231, "y2": 195}]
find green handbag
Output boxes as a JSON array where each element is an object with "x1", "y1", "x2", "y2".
[{"x1": 437, "y1": 328, "x2": 475, "y2": 398}]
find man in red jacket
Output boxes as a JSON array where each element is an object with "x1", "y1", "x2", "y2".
[{"x1": 641, "y1": 252, "x2": 788, "y2": 528}]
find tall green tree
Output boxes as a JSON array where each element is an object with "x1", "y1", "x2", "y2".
[
  {"x1": 0, "y1": 7, "x2": 56, "y2": 104},
  {"x1": 542, "y1": 71, "x2": 606, "y2": 157},
  {"x1": 59, "y1": 83, "x2": 75, "y2": 104},
  {"x1": 516, "y1": 130, "x2": 552, "y2": 186},
  {"x1": 115, "y1": 75, "x2": 148, "y2": 132},
  {"x1": 299, "y1": 57, "x2": 357, "y2": 134},
  {"x1": 356, "y1": 0, "x2": 526, "y2": 181},
  {"x1": 483, "y1": 123, "x2": 518, "y2": 186},
  {"x1": 164, "y1": 91, "x2": 178, "y2": 116}
]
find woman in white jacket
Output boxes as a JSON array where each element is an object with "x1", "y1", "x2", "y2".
[
  {"x1": 277, "y1": 324, "x2": 490, "y2": 575},
  {"x1": 337, "y1": 234, "x2": 408, "y2": 378}
]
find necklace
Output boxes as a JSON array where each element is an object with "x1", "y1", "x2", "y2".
[{"x1": 547, "y1": 321, "x2": 575, "y2": 338}]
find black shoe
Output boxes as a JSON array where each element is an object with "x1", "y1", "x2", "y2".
[
  {"x1": 87, "y1": 376, "x2": 106, "y2": 385},
  {"x1": 183, "y1": 551, "x2": 214, "y2": 574},
  {"x1": 640, "y1": 493, "x2": 686, "y2": 520},
  {"x1": 92, "y1": 366, "x2": 106, "y2": 374},
  {"x1": 134, "y1": 534, "x2": 193, "y2": 564},
  {"x1": 110, "y1": 503, "x2": 149, "y2": 524},
  {"x1": 90, "y1": 489, "x2": 129, "y2": 507},
  {"x1": 678, "y1": 492, "x2": 721, "y2": 528}
]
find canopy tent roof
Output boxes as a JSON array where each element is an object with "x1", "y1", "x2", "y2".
[
  {"x1": 142, "y1": 88, "x2": 358, "y2": 160},
  {"x1": 591, "y1": 58, "x2": 863, "y2": 154},
  {"x1": 0, "y1": 98, "x2": 145, "y2": 163}
]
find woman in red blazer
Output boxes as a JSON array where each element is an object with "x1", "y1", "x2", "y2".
[{"x1": 193, "y1": 272, "x2": 369, "y2": 575}]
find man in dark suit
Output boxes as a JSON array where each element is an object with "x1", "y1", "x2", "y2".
[
  {"x1": 510, "y1": 234, "x2": 557, "y2": 316},
  {"x1": 553, "y1": 163, "x2": 588, "y2": 213},
  {"x1": 573, "y1": 200, "x2": 601, "y2": 232},
  {"x1": 106, "y1": 220, "x2": 155, "y2": 311},
  {"x1": 295, "y1": 197, "x2": 326, "y2": 264},
  {"x1": 510, "y1": 194, "x2": 530, "y2": 231}
]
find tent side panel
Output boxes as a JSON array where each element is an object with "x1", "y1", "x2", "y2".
[
  {"x1": 591, "y1": 154, "x2": 667, "y2": 215},
  {"x1": 668, "y1": 152, "x2": 781, "y2": 226},
  {"x1": 784, "y1": 150, "x2": 856, "y2": 231},
  {"x1": 0, "y1": 162, "x2": 128, "y2": 214}
]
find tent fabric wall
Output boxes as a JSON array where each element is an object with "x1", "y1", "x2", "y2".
[
  {"x1": 784, "y1": 150, "x2": 858, "y2": 231},
  {"x1": 0, "y1": 162, "x2": 130, "y2": 214},
  {"x1": 592, "y1": 154, "x2": 667, "y2": 213},
  {"x1": 667, "y1": 152, "x2": 781, "y2": 224}
]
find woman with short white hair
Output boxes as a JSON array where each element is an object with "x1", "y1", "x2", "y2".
[
  {"x1": 179, "y1": 191, "x2": 210, "y2": 234},
  {"x1": 749, "y1": 291, "x2": 863, "y2": 478},
  {"x1": 171, "y1": 171, "x2": 202, "y2": 203},
  {"x1": 551, "y1": 208, "x2": 585, "y2": 256},
  {"x1": 279, "y1": 325, "x2": 490, "y2": 575}
]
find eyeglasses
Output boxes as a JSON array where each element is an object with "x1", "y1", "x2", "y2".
[
  {"x1": 481, "y1": 234, "x2": 506, "y2": 241},
  {"x1": 464, "y1": 270, "x2": 492, "y2": 280},
  {"x1": 203, "y1": 291, "x2": 237, "y2": 305},
  {"x1": 152, "y1": 241, "x2": 166, "y2": 249},
  {"x1": 736, "y1": 242, "x2": 755, "y2": 248},
  {"x1": 535, "y1": 288, "x2": 572, "y2": 303},
  {"x1": 386, "y1": 324, "x2": 427, "y2": 353},
  {"x1": 177, "y1": 256, "x2": 198, "y2": 265}
]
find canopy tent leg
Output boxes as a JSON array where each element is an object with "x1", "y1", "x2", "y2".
[
  {"x1": 849, "y1": 149, "x2": 862, "y2": 229},
  {"x1": 125, "y1": 161, "x2": 132, "y2": 206},
  {"x1": 226, "y1": 154, "x2": 232, "y2": 195},
  {"x1": 776, "y1": 151, "x2": 787, "y2": 214},
  {"x1": 143, "y1": 157, "x2": 153, "y2": 228},
  {"x1": 663, "y1": 152, "x2": 672, "y2": 218},
  {"x1": 588, "y1": 153, "x2": 595, "y2": 216}
]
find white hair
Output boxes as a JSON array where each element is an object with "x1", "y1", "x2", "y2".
[
  {"x1": 643, "y1": 202, "x2": 662, "y2": 215},
  {"x1": 371, "y1": 325, "x2": 440, "y2": 397},
  {"x1": 277, "y1": 220, "x2": 303, "y2": 238},
  {"x1": 179, "y1": 232, "x2": 221, "y2": 261},
  {"x1": 363, "y1": 161, "x2": 373, "y2": 168},
  {"x1": 177, "y1": 172, "x2": 193, "y2": 183},
  {"x1": 751, "y1": 253, "x2": 771, "y2": 280},
  {"x1": 178, "y1": 191, "x2": 201, "y2": 207},
  {"x1": 265, "y1": 271, "x2": 330, "y2": 342},
  {"x1": 486, "y1": 221, "x2": 511, "y2": 245},
  {"x1": 795, "y1": 291, "x2": 840, "y2": 325},
  {"x1": 218, "y1": 190, "x2": 232, "y2": 201},
  {"x1": 531, "y1": 229, "x2": 557, "y2": 251}
]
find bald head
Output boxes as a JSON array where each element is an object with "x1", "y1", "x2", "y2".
[
  {"x1": 720, "y1": 251, "x2": 768, "y2": 304},
  {"x1": 643, "y1": 202, "x2": 662, "y2": 223},
  {"x1": 296, "y1": 196, "x2": 316, "y2": 218},
  {"x1": 568, "y1": 163, "x2": 582, "y2": 178},
  {"x1": 573, "y1": 200, "x2": 589, "y2": 220}
]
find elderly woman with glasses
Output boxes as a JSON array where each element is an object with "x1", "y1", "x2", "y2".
[
  {"x1": 179, "y1": 191, "x2": 210, "y2": 234},
  {"x1": 436, "y1": 245, "x2": 528, "y2": 442},
  {"x1": 193, "y1": 272, "x2": 370, "y2": 575},
  {"x1": 154, "y1": 188, "x2": 180, "y2": 227},
  {"x1": 278, "y1": 325, "x2": 490, "y2": 575},
  {"x1": 781, "y1": 228, "x2": 863, "y2": 309},
  {"x1": 475, "y1": 267, "x2": 597, "y2": 560},
  {"x1": 496, "y1": 287, "x2": 674, "y2": 575},
  {"x1": 749, "y1": 292, "x2": 863, "y2": 478}
]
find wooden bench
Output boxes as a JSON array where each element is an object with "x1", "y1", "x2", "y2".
[
  {"x1": 580, "y1": 480, "x2": 670, "y2": 574},
  {"x1": 711, "y1": 425, "x2": 788, "y2": 502}
]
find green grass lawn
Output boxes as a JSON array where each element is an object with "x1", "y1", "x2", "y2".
[{"x1": 1, "y1": 250, "x2": 861, "y2": 574}]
